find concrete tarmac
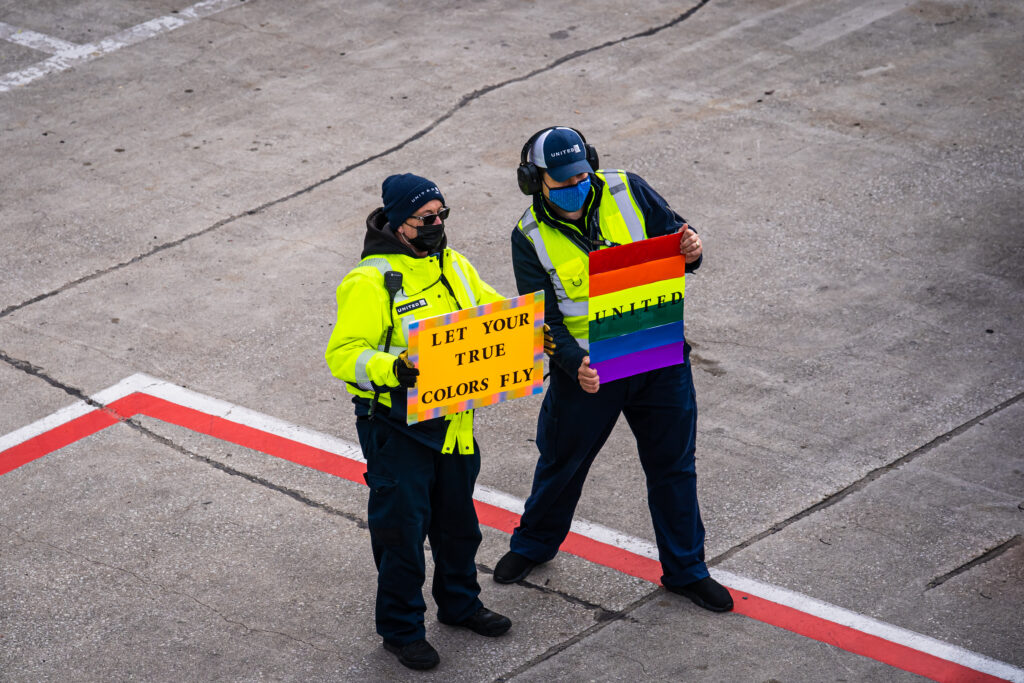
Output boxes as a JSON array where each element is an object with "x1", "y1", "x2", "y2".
[{"x1": 1, "y1": 0, "x2": 1022, "y2": 681}]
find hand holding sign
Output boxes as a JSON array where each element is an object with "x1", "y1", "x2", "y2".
[
  {"x1": 678, "y1": 224, "x2": 702, "y2": 263},
  {"x1": 578, "y1": 356, "x2": 600, "y2": 394},
  {"x1": 543, "y1": 324, "x2": 556, "y2": 356},
  {"x1": 393, "y1": 351, "x2": 419, "y2": 388}
]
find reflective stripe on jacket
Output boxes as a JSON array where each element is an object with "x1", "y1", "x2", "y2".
[
  {"x1": 515, "y1": 169, "x2": 648, "y2": 349},
  {"x1": 325, "y1": 248, "x2": 503, "y2": 454}
]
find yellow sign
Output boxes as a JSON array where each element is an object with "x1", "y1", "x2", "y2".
[{"x1": 406, "y1": 292, "x2": 545, "y2": 424}]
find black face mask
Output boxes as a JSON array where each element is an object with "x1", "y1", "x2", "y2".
[{"x1": 408, "y1": 222, "x2": 445, "y2": 252}]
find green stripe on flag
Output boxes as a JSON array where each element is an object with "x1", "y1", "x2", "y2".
[{"x1": 588, "y1": 300, "x2": 684, "y2": 343}]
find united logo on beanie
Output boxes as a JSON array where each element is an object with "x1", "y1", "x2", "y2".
[{"x1": 382, "y1": 173, "x2": 445, "y2": 229}]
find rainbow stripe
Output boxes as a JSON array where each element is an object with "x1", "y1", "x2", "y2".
[{"x1": 588, "y1": 233, "x2": 686, "y2": 383}]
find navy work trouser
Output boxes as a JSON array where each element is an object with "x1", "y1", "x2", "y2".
[
  {"x1": 356, "y1": 417, "x2": 483, "y2": 645},
  {"x1": 510, "y1": 361, "x2": 709, "y2": 588}
]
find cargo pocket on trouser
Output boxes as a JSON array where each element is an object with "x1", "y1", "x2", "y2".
[
  {"x1": 536, "y1": 396, "x2": 560, "y2": 463},
  {"x1": 364, "y1": 473, "x2": 402, "y2": 548}
]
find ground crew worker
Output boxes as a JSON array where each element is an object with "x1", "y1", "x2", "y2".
[
  {"x1": 326, "y1": 173, "x2": 512, "y2": 670},
  {"x1": 493, "y1": 127, "x2": 733, "y2": 613}
]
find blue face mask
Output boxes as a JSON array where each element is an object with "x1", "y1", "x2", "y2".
[{"x1": 546, "y1": 177, "x2": 591, "y2": 213}]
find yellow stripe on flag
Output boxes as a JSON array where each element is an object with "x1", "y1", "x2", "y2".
[{"x1": 587, "y1": 276, "x2": 686, "y2": 323}]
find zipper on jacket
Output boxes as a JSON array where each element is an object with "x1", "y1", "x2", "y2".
[{"x1": 434, "y1": 252, "x2": 463, "y2": 309}]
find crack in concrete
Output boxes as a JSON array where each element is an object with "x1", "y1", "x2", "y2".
[
  {"x1": 925, "y1": 534, "x2": 1022, "y2": 590},
  {"x1": 710, "y1": 389, "x2": 1024, "y2": 567},
  {"x1": 22, "y1": 0, "x2": 1013, "y2": 672},
  {"x1": 476, "y1": 564, "x2": 631, "y2": 625},
  {"x1": 0, "y1": 0, "x2": 710, "y2": 321},
  {"x1": 4, "y1": 1, "x2": 720, "y2": 663},
  {"x1": 0, "y1": 349, "x2": 368, "y2": 533},
  {"x1": 125, "y1": 418, "x2": 370, "y2": 531},
  {"x1": 0, "y1": 349, "x2": 117, "y2": 414},
  {"x1": 493, "y1": 589, "x2": 664, "y2": 683},
  {"x1": 3, "y1": 320, "x2": 141, "y2": 367},
  {"x1": 5, "y1": 347, "x2": 1024, "y2": 675}
]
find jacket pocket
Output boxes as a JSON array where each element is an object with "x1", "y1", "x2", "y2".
[{"x1": 554, "y1": 256, "x2": 589, "y2": 301}]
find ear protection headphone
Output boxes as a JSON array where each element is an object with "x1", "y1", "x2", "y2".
[{"x1": 517, "y1": 127, "x2": 600, "y2": 195}]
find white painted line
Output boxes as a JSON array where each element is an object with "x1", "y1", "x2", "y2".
[
  {"x1": 718, "y1": 570, "x2": 1024, "y2": 683},
  {"x1": 0, "y1": 22, "x2": 80, "y2": 55},
  {"x1": 136, "y1": 374, "x2": 366, "y2": 464},
  {"x1": 0, "y1": 373, "x2": 162, "y2": 453},
  {"x1": 124, "y1": 377, "x2": 1024, "y2": 681},
  {"x1": 3, "y1": 373, "x2": 1022, "y2": 681},
  {"x1": 858, "y1": 62, "x2": 895, "y2": 78},
  {"x1": 698, "y1": 1, "x2": 911, "y2": 91},
  {"x1": 785, "y1": 0, "x2": 912, "y2": 52},
  {"x1": 92, "y1": 372, "x2": 165, "y2": 404},
  {"x1": 0, "y1": 0, "x2": 244, "y2": 92},
  {"x1": 0, "y1": 399, "x2": 94, "y2": 453},
  {"x1": 473, "y1": 484, "x2": 526, "y2": 514},
  {"x1": 677, "y1": 0, "x2": 808, "y2": 54}
]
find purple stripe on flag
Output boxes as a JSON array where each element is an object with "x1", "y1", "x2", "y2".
[
  {"x1": 589, "y1": 320, "x2": 684, "y2": 364},
  {"x1": 591, "y1": 341, "x2": 686, "y2": 384}
]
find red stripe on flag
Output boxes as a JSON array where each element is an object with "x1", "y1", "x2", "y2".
[
  {"x1": 589, "y1": 233, "x2": 682, "y2": 275},
  {"x1": 590, "y1": 255, "x2": 686, "y2": 296}
]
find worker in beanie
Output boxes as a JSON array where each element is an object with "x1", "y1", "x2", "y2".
[
  {"x1": 494, "y1": 127, "x2": 733, "y2": 614},
  {"x1": 326, "y1": 173, "x2": 511, "y2": 671}
]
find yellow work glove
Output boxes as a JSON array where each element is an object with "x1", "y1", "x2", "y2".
[
  {"x1": 393, "y1": 350, "x2": 419, "y2": 388},
  {"x1": 543, "y1": 324, "x2": 556, "y2": 356}
]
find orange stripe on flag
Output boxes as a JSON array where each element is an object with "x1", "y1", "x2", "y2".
[{"x1": 590, "y1": 256, "x2": 686, "y2": 297}]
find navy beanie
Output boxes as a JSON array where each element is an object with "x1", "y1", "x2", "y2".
[{"x1": 382, "y1": 174, "x2": 444, "y2": 229}]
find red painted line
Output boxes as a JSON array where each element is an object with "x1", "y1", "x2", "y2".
[
  {"x1": 473, "y1": 510, "x2": 1001, "y2": 682},
  {"x1": 115, "y1": 393, "x2": 369, "y2": 484},
  {"x1": 472, "y1": 499, "x2": 521, "y2": 535},
  {"x1": 732, "y1": 591, "x2": 1005, "y2": 683},
  {"x1": 0, "y1": 409, "x2": 119, "y2": 476},
  {"x1": 558, "y1": 529, "x2": 664, "y2": 584},
  {"x1": 0, "y1": 388, "x2": 1014, "y2": 682}
]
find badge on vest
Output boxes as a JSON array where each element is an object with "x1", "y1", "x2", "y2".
[{"x1": 396, "y1": 298, "x2": 428, "y2": 315}]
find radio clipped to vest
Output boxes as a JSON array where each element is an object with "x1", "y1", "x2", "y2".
[{"x1": 369, "y1": 270, "x2": 404, "y2": 419}]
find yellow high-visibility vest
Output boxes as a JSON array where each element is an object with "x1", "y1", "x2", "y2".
[
  {"x1": 516, "y1": 170, "x2": 648, "y2": 349},
  {"x1": 325, "y1": 247, "x2": 503, "y2": 453}
]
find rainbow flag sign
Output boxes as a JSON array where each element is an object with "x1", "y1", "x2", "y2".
[{"x1": 588, "y1": 233, "x2": 686, "y2": 383}]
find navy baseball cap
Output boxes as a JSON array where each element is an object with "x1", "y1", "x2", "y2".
[{"x1": 529, "y1": 127, "x2": 593, "y2": 181}]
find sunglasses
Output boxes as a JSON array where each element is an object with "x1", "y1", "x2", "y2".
[{"x1": 407, "y1": 206, "x2": 450, "y2": 225}]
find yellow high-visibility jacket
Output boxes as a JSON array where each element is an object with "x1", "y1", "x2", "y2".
[{"x1": 326, "y1": 222, "x2": 503, "y2": 453}]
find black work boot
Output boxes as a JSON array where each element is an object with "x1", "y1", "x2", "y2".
[
  {"x1": 383, "y1": 639, "x2": 440, "y2": 670},
  {"x1": 493, "y1": 551, "x2": 539, "y2": 584},
  {"x1": 666, "y1": 576, "x2": 734, "y2": 612},
  {"x1": 442, "y1": 606, "x2": 512, "y2": 637}
]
